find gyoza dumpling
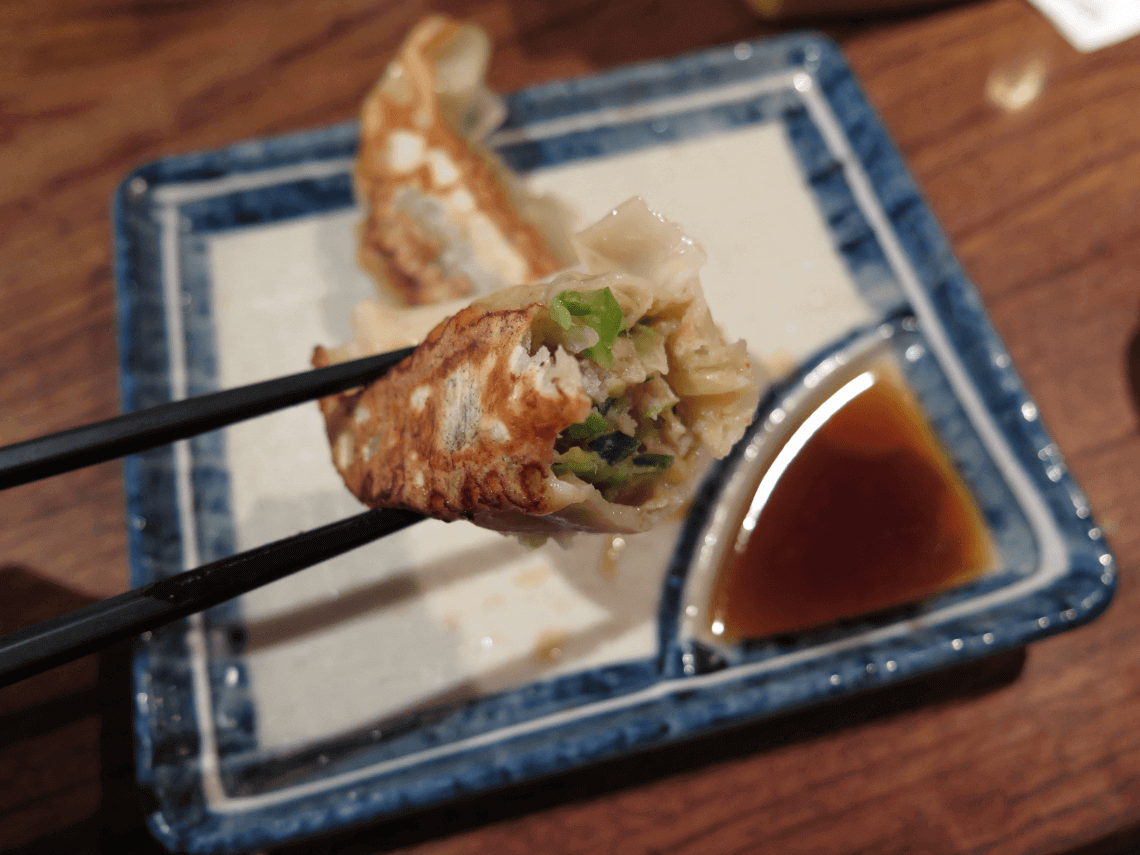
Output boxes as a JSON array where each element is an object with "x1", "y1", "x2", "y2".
[
  {"x1": 355, "y1": 15, "x2": 572, "y2": 305},
  {"x1": 314, "y1": 198, "x2": 764, "y2": 535}
]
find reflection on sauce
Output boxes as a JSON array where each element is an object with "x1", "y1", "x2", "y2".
[{"x1": 710, "y1": 368, "x2": 992, "y2": 641}]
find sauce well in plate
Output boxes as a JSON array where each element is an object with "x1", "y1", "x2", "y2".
[{"x1": 709, "y1": 363, "x2": 993, "y2": 641}]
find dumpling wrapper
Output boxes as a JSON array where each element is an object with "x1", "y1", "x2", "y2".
[
  {"x1": 355, "y1": 15, "x2": 573, "y2": 305},
  {"x1": 314, "y1": 198, "x2": 764, "y2": 536}
]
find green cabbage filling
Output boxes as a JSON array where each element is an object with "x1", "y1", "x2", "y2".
[
  {"x1": 548, "y1": 287, "x2": 623, "y2": 367},
  {"x1": 551, "y1": 442, "x2": 674, "y2": 497},
  {"x1": 548, "y1": 285, "x2": 678, "y2": 502}
]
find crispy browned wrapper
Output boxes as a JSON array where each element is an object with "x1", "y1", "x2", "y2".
[
  {"x1": 313, "y1": 304, "x2": 590, "y2": 522},
  {"x1": 355, "y1": 16, "x2": 565, "y2": 305}
]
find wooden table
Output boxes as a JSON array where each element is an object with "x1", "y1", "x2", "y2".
[{"x1": 2, "y1": 1, "x2": 1139, "y2": 852}]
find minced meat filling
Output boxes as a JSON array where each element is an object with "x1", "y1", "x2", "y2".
[{"x1": 532, "y1": 286, "x2": 690, "y2": 505}]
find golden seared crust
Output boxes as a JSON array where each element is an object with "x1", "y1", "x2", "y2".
[
  {"x1": 355, "y1": 16, "x2": 564, "y2": 305},
  {"x1": 314, "y1": 305, "x2": 591, "y2": 521}
]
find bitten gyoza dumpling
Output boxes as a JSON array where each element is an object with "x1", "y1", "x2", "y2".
[
  {"x1": 314, "y1": 199, "x2": 764, "y2": 535},
  {"x1": 355, "y1": 15, "x2": 572, "y2": 305}
]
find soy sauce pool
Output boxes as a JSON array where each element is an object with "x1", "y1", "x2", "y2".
[{"x1": 709, "y1": 367, "x2": 993, "y2": 641}]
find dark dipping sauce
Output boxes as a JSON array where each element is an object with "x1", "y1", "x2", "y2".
[{"x1": 709, "y1": 368, "x2": 993, "y2": 641}]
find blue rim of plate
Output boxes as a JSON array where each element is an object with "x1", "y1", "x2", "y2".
[{"x1": 112, "y1": 32, "x2": 1116, "y2": 854}]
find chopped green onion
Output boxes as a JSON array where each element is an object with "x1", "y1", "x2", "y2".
[
  {"x1": 588, "y1": 431, "x2": 639, "y2": 465},
  {"x1": 632, "y1": 453, "x2": 674, "y2": 470},
  {"x1": 548, "y1": 298, "x2": 572, "y2": 330},
  {"x1": 552, "y1": 446, "x2": 599, "y2": 477},
  {"x1": 566, "y1": 412, "x2": 608, "y2": 441},
  {"x1": 631, "y1": 323, "x2": 662, "y2": 358},
  {"x1": 549, "y1": 287, "x2": 624, "y2": 367},
  {"x1": 598, "y1": 471, "x2": 631, "y2": 490}
]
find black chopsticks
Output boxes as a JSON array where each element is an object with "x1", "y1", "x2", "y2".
[
  {"x1": 0, "y1": 347, "x2": 423, "y2": 686},
  {"x1": 0, "y1": 508, "x2": 423, "y2": 688},
  {"x1": 0, "y1": 347, "x2": 413, "y2": 490}
]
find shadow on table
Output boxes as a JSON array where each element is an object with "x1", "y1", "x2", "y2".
[
  {"x1": 1127, "y1": 321, "x2": 1140, "y2": 432},
  {"x1": 1061, "y1": 826, "x2": 1140, "y2": 855},
  {"x1": 460, "y1": 0, "x2": 947, "y2": 86},
  {"x1": 0, "y1": 565, "x2": 165, "y2": 855}
]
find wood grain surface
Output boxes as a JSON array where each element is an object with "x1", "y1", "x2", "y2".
[{"x1": 2, "y1": 0, "x2": 1140, "y2": 853}]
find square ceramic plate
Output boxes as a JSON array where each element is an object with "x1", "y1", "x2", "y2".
[{"x1": 113, "y1": 33, "x2": 1115, "y2": 854}]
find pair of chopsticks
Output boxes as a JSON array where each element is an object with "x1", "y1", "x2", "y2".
[{"x1": 0, "y1": 347, "x2": 422, "y2": 688}]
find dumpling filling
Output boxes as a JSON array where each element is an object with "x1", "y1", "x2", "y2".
[{"x1": 525, "y1": 287, "x2": 686, "y2": 506}]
